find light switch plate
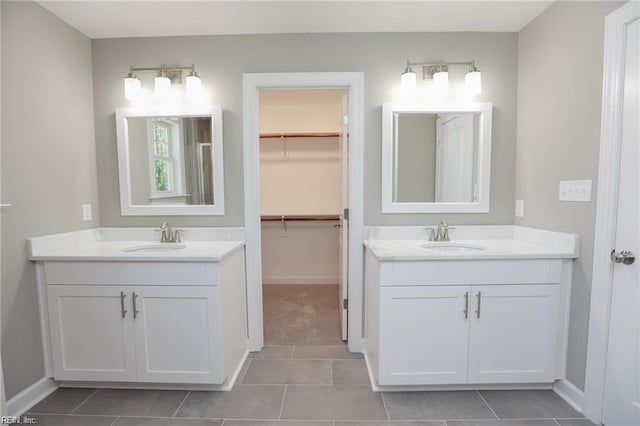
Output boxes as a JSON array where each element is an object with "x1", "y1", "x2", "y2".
[
  {"x1": 82, "y1": 204, "x2": 92, "y2": 221},
  {"x1": 515, "y1": 200, "x2": 524, "y2": 218},
  {"x1": 559, "y1": 180, "x2": 592, "y2": 202}
]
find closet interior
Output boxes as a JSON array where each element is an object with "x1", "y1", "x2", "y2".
[{"x1": 259, "y1": 89, "x2": 347, "y2": 345}]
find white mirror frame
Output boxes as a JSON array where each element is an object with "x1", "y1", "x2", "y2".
[
  {"x1": 115, "y1": 106, "x2": 225, "y2": 216},
  {"x1": 381, "y1": 102, "x2": 492, "y2": 213}
]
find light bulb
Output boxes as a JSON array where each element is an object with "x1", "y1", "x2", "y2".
[
  {"x1": 123, "y1": 73, "x2": 141, "y2": 101},
  {"x1": 400, "y1": 70, "x2": 417, "y2": 92},
  {"x1": 155, "y1": 75, "x2": 171, "y2": 99},
  {"x1": 433, "y1": 70, "x2": 449, "y2": 96},
  {"x1": 186, "y1": 73, "x2": 202, "y2": 99},
  {"x1": 465, "y1": 69, "x2": 482, "y2": 96}
]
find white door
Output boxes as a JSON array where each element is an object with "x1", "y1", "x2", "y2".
[
  {"x1": 47, "y1": 285, "x2": 137, "y2": 382},
  {"x1": 468, "y1": 284, "x2": 560, "y2": 384},
  {"x1": 435, "y1": 114, "x2": 474, "y2": 202},
  {"x1": 339, "y1": 93, "x2": 349, "y2": 340},
  {"x1": 602, "y1": 16, "x2": 640, "y2": 426},
  {"x1": 378, "y1": 286, "x2": 470, "y2": 385},
  {"x1": 133, "y1": 286, "x2": 223, "y2": 384}
]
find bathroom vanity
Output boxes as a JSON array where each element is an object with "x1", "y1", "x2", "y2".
[
  {"x1": 29, "y1": 228, "x2": 247, "y2": 390},
  {"x1": 363, "y1": 225, "x2": 579, "y2": 390}
]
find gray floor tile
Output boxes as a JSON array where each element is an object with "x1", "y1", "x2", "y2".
[
  {"x1": 28, "y1": 388, "x2": 97, "y2": 414},
  {"x1": 25, "y1": 414, "x2": 117, "y2": 426},
  {"x1": 224, "y1": 421, "x2": 332, "y2": 426},
  {"x1": 243, "y1": 359, "x2": 332, "y2": 384},
  {"x1": 73, "y1": 388, "x2": 188, "y2": 417},
  {"x1": 555, "y1": 420, "x2": 597, "y2": 426},
  {"x1": 281, "y1": 385, "x2": 388, "y2": 420},
  {"x1": 115, "y1": 418, "x2": 223, "y2": 426},
  {"x1": 250, "y1": 346, "x2": 295, "y2": 359},
  {"x1": 446, "y1": 421, "x2": 559, "y2": 426},
  {"x1": 383, "y1": 391, "x2": 497, "y2": 420},
  {"x1": 293, "y1": 345, "x2": 363, "y2": 360},
  {"x1": 332, "y1": 360, "x2": 370, "y2": 385},
  {"x1": 175, "y1": 385, "x2": 285, "y2": 419},
  {"x1": 237, "y1": 358, "x2": 252, "y2": 382},
  {"x1": 335, "y1": 422, "x2": 445, "y2": 426},
  {"x1": 479, "y1": 390, "x2": 583, "y2": 419}
]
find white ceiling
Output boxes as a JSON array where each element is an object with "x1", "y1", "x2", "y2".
[{"x1": 36, "y1": 0, "x2": 554, "y2": 39}]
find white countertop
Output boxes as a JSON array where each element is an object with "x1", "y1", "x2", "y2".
[
  {"x1": 30, "y1": 240, "x2": 245, "y2": 262},
  {"x1": 364, "y1": 238, "x2": 577, "y2": 261},
  {"x1": 28, "y1": 228, "x2": 246, "y2": 262},
  {"x1": 363, "y1": 225, "x2": 580, "y2": 261}
]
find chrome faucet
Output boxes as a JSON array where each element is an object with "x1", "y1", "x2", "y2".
[
  {"x1": 160, "y1": 222, "x2": 181, "y2": 243},
  {"x1": 426, "y1": 220, "x2": 456, "y2": 242}
]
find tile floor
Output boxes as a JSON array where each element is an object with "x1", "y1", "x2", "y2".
[{"x1": 24, "y1": 344, "x2": 593, "y2": 426}]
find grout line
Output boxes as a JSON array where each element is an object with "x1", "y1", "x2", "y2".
[
  {"x1": 330, "y1": 360, "x2": 334, "y2": 385},
  {"x1": 379, "y1": 391, "x2": 391, "y2": 421},
  {"x1": 278, "y1": 384, "x2": 288, "y2": 420},
  {"x1": 69, "y1": 388, "x2": 100, "y2": 414},
  {"x1": 172, "y1": 391, "x2": 191, "y2": 417},
  {"x1": 476, "y1": 390, "x2": 500, "y2": 420}
]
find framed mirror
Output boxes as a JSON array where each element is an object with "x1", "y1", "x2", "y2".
[
  {"x1": 381, "y1": 103, "x2": 492, "y2": 213},
  {"x1": 115, "y1": 106, "x2": 224, "y2": 215}
]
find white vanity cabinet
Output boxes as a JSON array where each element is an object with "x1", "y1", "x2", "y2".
[
  {"x1": 365, "y1": 248, "x2": 572, "y2": 389},
  {"x1": 36, "y1": 243, "x2": 248, "y2": 388}
]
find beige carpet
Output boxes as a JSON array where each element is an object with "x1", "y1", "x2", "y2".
[{"x1": 263, "y1": 284, "x2": 343, "y2": 345}]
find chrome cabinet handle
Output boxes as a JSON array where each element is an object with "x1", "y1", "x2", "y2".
[
  {"x1": 611, "y1": 249, "x2": 635, "y2": 265},
  {"x1": 132, "y1": 292, "x2": 139, "y2": 319},
  {"x1": 475, "y1": 292, "x2": 482, "y2": 319},
  {"x1": 120, "y1": 292, "x2": 127, "y2": 318},
  {"x1": 463, "y1": 291, "x2": 469, "y2": 319}
]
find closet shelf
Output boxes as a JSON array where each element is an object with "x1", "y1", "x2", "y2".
[
  {"x1": 259, "y1": 132, "x2": 340, "y2": 139},
  {"x1": 261, "y1": 214, "x2": 340, "y2": 221}
]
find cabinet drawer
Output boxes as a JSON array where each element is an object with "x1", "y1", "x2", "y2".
[
  {"x1": 44, "y1": 261, "x2": 219, "y2": 286},
  {"x1": 380, "y1": 259, "x2": 562, "y2": 286}
]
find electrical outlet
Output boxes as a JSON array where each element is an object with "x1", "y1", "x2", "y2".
[
  {"x1": 559, "y1": 180, "x2": 592, "y2": 202},
  {"x1": 515, "y1": 200, "x2": 524, "y2": 218},
  {"x1": 82, "y1": 204, "x2": 92, "y2": 221}
]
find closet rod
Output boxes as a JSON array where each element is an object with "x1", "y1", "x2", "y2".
[
  {"x1": 259, "y1": 132, "x2": 340, "y2": 139},
  {"x1": 261, "y1": 214, "x2": 340, "y2": 221}
]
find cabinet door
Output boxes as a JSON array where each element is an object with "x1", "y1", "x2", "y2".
[
  {"x1": 132, "y1": 286, "x2": 223, "y2": 384},
  {"x1": 468, "y1": 284, "x2": 560, "y2": 384},
  {"x1": 47, "y1": 285, "x2": 137, "y2": 382},
  {"x1": 379, "y1": 286, "x2": 471, "y2": 385}
]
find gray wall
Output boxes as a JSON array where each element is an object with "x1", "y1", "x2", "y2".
[
  {"x1": 515, "y1": 0, "x2": 623, "y2": 390},
  {"x1": 92, "y1": 32, "x2": 518, "y2": 226},
  {"x1": 396, "y1": 114, "x2": 437, "y2": 202},
  {"x1": 1, "y1": 1, "x2": 100, "y2": 398}
]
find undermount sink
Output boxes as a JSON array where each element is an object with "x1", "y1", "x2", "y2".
[
  {"x1": 123, "y1": 244, "x2": 187, "y2": 253},
  {"x1": 421, "y1": 242, "x2": 487, "y2": 252}
]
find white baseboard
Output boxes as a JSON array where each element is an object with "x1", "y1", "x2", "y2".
[
  {"x1": 553, "y1": 378, "x2": 584, "y2": 413},
  {"x1": 262, "y1": 276, "x2": 339, "y2": 285},
  {"x1": 7, "y1": 377, "x2": 58, "y2": 417}
]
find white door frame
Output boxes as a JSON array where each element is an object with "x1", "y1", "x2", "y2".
[
  {"x1": 242, "y1": 72, "x2": 365, "y2": 352},
  {"x1": 583, "y1": 2, "x2": 640, "y2": 422}
]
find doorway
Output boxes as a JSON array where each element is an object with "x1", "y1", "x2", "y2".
[
  {"x1": 584, "y1": 2, "x2": 639, "y2": 424},
  {"x1": 258, "y1": 89, "x2": 348, "y2": 344},
  {"x1": 242, "y1": 72, "x2": 364, "y2": 353}
]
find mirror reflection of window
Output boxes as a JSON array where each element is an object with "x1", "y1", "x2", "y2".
[
  {"x1": 393, "y1": 112, "x2": 479, "y2": 203},
  {"x1": 127, "y1": 116, "x2": 214, "y2": 206}
]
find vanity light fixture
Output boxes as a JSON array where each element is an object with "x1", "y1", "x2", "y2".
[
  {"x1": 400, "y1": 60, "x2": 482, "y2": 97},
  {"x1": 122, "y1": 64, "x2": 203, "y2": 101},
  {"x1": 123, "y1": 68, "x2": 142, "y2": 101},
  {"x1": 400, "y1": 61, "x2": 417, "y2": 92}
]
